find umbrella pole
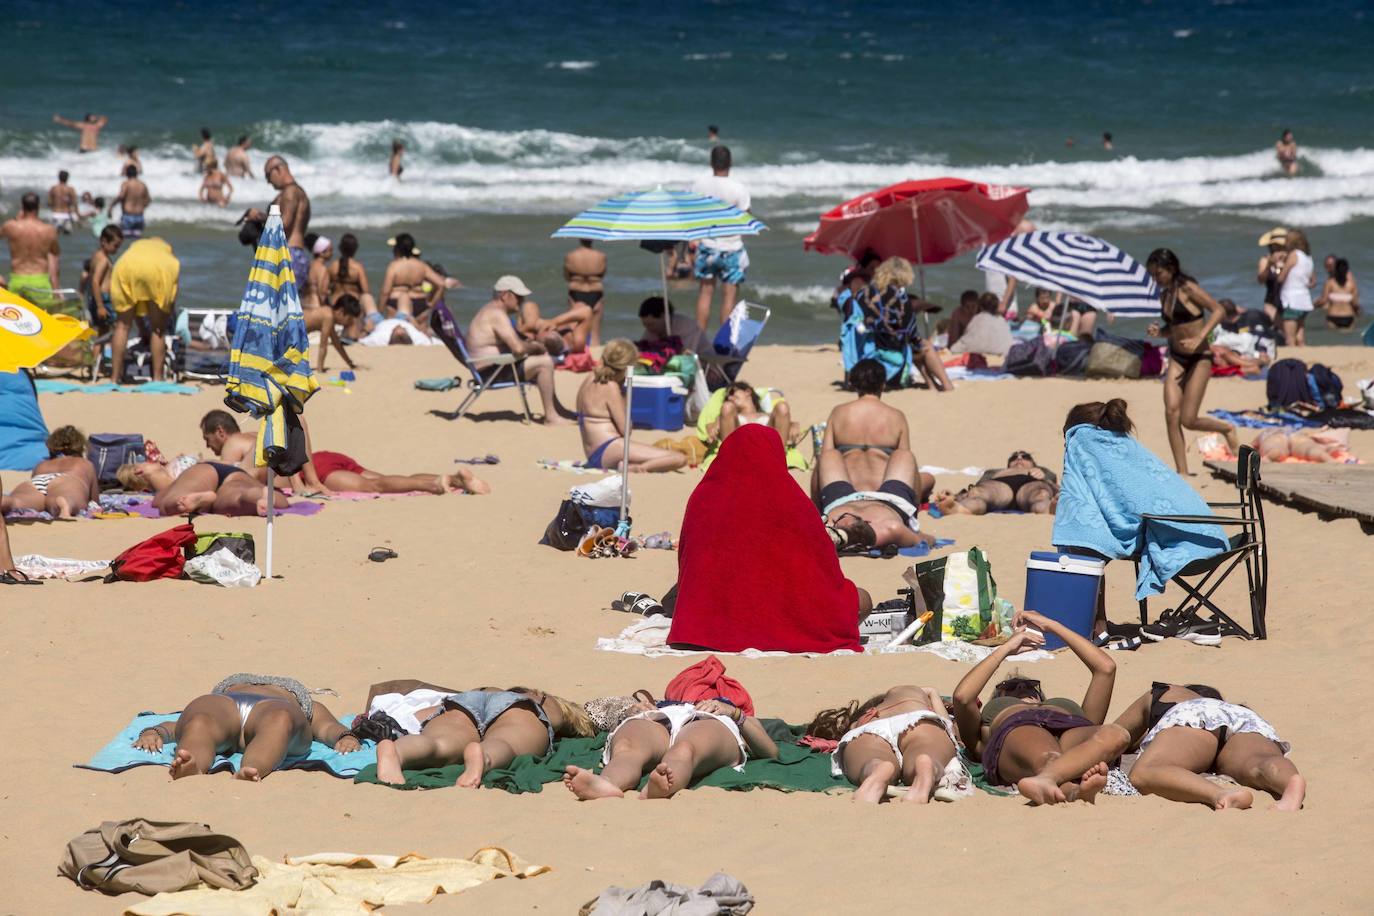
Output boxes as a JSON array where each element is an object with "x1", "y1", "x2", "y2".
[
  {"x1": 660, "y1": 250, "x2": 670, "y2": 308},
  {"x1": 264, "y1": 469, "x2": 275, "y2": 581},
  {"x1": 618, "y1": 365, "x2": 634, "y2": 534},
  {"x1": 911, "y1": 205, "x2": 932, "y2": 339}
]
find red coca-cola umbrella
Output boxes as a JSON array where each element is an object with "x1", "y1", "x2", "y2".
[{"x1": 803, "y1": 177, "x2": 1031, "y2": 296}]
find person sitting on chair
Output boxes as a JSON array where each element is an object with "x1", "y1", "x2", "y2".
[
  {"x1": 707, "y1": 381, "x2": 796, "y2": 446},
  {"x1": 933, "y1": 450, "x2": 1059, "y2": 516},
  {"x1": 857, "y1": 257, "x2": 954, "y2": 392},
  {"x1": 816, "y1": 440, "x2": 936, "y2": 554}
]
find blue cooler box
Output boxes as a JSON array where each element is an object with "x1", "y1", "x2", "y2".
[
  {"x1": 629, "y1": 376, "x2": 687, "y2": 431},
  {"x1": 1024, "y1": 551, "x2": 1105, "y2": 650}
]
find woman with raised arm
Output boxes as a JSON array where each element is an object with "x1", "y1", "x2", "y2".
[{"x1": 952, "y1": 611, "x2": 1128, "y2": 805}]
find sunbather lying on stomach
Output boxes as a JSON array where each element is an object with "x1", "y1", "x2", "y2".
[
  {"x1": 131, "y1": 673, "x2": 353, "y2": 781},
  {"x1": 816, "y1": 444, "x2": 935, "y2": 553},
  {"x1": 933, "y1": 450, "x2": 1059, "y2": 516},
  {"x1": 117, "y1": 459, "x2": 289, "y2": 517},
  {"x1": 811, "y1": 358, "x2": 934, "y2": 500}
]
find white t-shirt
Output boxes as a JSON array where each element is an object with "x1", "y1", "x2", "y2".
[
  {"x1": 692, "y1": 173, "x2": 750, "y2": 252},
  {"x1": 1280, "y1": 250, "x2": 1314, "y2": 312},
  {"x1": 362, "y1": 317, "x2": 437, "y2": 346},
  {"x1": 368, "y1": 689, "x2": 451, "y2": 736}
]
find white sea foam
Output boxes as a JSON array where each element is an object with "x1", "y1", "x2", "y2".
[
  {"x1": 548, "y1": 60, "x2": 597, "y2": 70},
  {"x1": 751, "y1": 283, "x2": 835, "y2": 306}
]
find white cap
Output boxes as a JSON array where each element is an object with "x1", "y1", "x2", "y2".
[{"x1": 494, "y1": 275, "x2": 532, "y2": 297}]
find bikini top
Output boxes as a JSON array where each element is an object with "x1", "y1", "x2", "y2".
[
  {"x1": 1160, "y1": 285, "x2": 1205, "y2": 326},
  {"x1": 980, "y1": 695, "x2": 1086, "y2": 726}
]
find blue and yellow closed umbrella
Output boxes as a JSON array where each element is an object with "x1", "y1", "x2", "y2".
[{"x1": 224, "y1": 205, "x2": 318, "y2": 578}]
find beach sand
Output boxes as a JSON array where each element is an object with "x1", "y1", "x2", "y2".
[{"x1": 6, "y1": 343, "x2": 1374, "y2": 913}]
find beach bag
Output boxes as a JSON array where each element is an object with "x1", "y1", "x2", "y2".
[
  {"x1": 59, "y1": 818, "x2": 255, "y2": 896},
  {"x1": 107, "y1": 523, "x2": 197, "y2": 582},
  {"x1": 1085, "y1": 342, "x2": 1141, "y2": 379},
  {"x1": 88, "y1": 433, "x2": 146, "y2": 488},
  {"x1": 1052, "y1": 340, "x2": 1092, "y2": 377},
  {"x1": 913, "y1": 548, "x2": 999, "y2": 642},
  {"x1": 189, "y1": 532, "x2": 255, "y2": 565},
  {"x1": 1307, "y1": 364, "x2": 1344, "y2": 408},
  {"x1": 1139, "y1": 345, "x2": 1164, "y2": 378},
  {"x1": 540, "y1": 499, "x2": 591, "y2": 551},
  {"x1": 1004, "y1": 337, "x2": 1053, "y2": 377},
  {"x1": 1266, "y1": 358, "x2": 1309, "y2": 408}
]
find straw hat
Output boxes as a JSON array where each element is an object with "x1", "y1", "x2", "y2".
[{"x1": 1257, "y1": 227, "x2": 1288, "y2": 247}]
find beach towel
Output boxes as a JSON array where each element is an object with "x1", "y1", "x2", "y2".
[
  {"x1": 79, "y1": 711, "x2": 375, "y2": 778},
  {"x1": 581, "y1": 873, "x2": 753, "y2": 916},
  {"x1": 668, "y1": 426, "x2": 861, "y2": 654},
  {"x1": 126, "y1": 849, "x2": 548, "y2": 916},
  {"x1": 125, "y1": 498, "x2": 324, "y2": 519},
  {"x1": 33, "y1": 380, "x2": 199, "y2": 395},
  {"x1": 1052, "y1": 424, "x2": 1228, "y2": 599},
  {"x1": 664, "y1": 656, "x2": 754, "y2": 716}
]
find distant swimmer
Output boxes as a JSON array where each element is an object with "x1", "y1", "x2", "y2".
[
  {"x1": 47, "y1": 171, "x2": 79, "y2": 234},
  {"x1": 707, "y1": 124, "x2": 719, "y2": 141},
  {"x1": 2, "y1": 192, "x2": 61, "y2": 298},
  {"x1": 192, "y1": 127, "x2": 216, "y2": 173},
  {"x1": 1275, "y1": 129, "x2": 1298, "y2": 176},
  {"x1": 563, "y1": 238, "x2": 607, "y2": 346},
  {"x1": 118, "y1": 144, "x2": 142, "y2": 176},
  {"x1": 109, "y1": 164, "x2": 151, "y2": 239},
  {"x1": 226, "y1": 135, "x2": 254, "y2": 179},
  {"x1": 199, "y1": 159, "x2": 233, "y2": 207},
  {"x1": 53, "y1": 112, "x2": 107, "y2": 152},
  {"x1": 389, "y1": 140, "x2": 405, "y2": 179},
  {"x1": 1102, "y1": 132, "x2": 1114, "y2": 150},
  {"x1": 243, "y1": 156, "x2": 312, "y2": 291}
]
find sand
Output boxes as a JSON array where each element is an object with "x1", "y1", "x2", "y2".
[{"x1": 6, "y1": 342, "x2": 1374, "y2": 914}]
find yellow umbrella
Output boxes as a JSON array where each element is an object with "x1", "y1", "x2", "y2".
[{"x1": 0, "y1": 286, "x2": 93, "y2": 373}]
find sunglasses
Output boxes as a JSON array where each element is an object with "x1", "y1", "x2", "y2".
[
  {"x1": 998, "y1": 677, "x2": 1043, "y2": 700},
  {"x1": 1008, "y1": 451, "x2": 1033, "y2": 463}
]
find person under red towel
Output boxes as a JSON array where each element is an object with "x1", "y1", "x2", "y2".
[{"x1": 668, "y1": 424, "x2": 869, "y2": 653}]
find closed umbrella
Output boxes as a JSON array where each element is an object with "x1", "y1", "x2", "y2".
[
  {"x1": 0, "y1": 287, "x2": 93, "y2": 372},
  {"x1": 975, "y1": 231, "x2": 1159, "y2": 315},
  {"x1": 224, "y1": 205, "x2": 318, "y2": 579},
  {"x1": 804, "y1": 177, "x2": 1031, "y2": 297},
  {"x1": 552, "y1": 188, "x2": 766, "y2": 531}
]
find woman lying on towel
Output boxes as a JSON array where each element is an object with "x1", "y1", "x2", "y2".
[
  {"x1": 374, "y1": 687, "x2": 595, "y2": 786},
  {"x1": 810, "y1": 685, "x2": 968, "y2": 804},
  {"x1": 707, "y1": 381, "x2": 798, "y2": 446},
  {"x1": 1113, "y1": 682, "x2": 1304, "y2": 810},
  {"x1": 952, "y1": 611, "x2": 1129, "y2": 805},
  {"x1": 563, "y1": 698, "x2": 778, "y2": 800},
  {"x1": 933, "y1": 450, "x2": 1059, "y2": 516},
  {"x1": 2, "y1": 426, "x2": 99, "y2": 519},
  {"x1": 117, "y1": 459, "x2": 289, "y2": 517},
  {"x1": 575, "y1": 339, "x2": 687, "y2": 472},
  {"x1": 132, "y1": 674, "x2": 352, "y2": 781},
  {"x1": 667, "y1": 424, "x2": 870, "y2": 654}
]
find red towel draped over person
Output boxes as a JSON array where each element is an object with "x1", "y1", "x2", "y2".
[{"x1": 668, "y1": 425, "x2": 865, "y2": 653}]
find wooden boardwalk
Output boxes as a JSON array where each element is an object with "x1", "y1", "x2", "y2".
[{"x1": 1205, "y1": 460, "x2": 1374, "y2": 529}]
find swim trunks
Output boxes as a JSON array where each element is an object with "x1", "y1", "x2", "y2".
[
  {"x1": 694, "y1": 246, "x2": 748, "y2": 285},
  {"x1": 119, "y1": 213, "x2": 145, "y2": 238},
  {"x1": 312, "y1": 450, "x2": 365, "y2": 481},
  {"x1": 6, "y1": 273, "x2": 52, "y2": 302},
  {"x1": 820, "y1": 479, "x2": 921, "y2": 531},
  {"x1": 289, "y1": 246, "x2": 311, "y2": 293}
]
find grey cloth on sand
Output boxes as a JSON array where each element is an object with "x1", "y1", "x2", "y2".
[
  {"x1": 580, "y1": 872, "x2": 753, "y2": 916},
  {"x1": 950, "y1": 312, "x2": 1014, "y2": 356},
  {"x1": 211, "y1": 674, "x2": 314, "y2": 720}
]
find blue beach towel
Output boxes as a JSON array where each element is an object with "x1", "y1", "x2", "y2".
[
  {"x1": 1051, "y1": 424, "x2": 1228, "y2": 599},
  {"x1": 78, "y1": 710, "x2": 376, "y2": 777},
  {"x1": 35, "y1": 380, "x2": 199, "y2": 395}
]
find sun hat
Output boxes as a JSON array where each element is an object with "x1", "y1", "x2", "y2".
[
  {"x1": 494, "y1": 275, "x2": 532, "y2": 297},
  {"x1": 1257, "y1": 227, "x2": 1288, "y2": 247}
]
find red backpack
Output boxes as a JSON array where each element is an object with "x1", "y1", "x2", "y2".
[{"x1": 107, "y1": 523, "x2": 198, "y2": 582}]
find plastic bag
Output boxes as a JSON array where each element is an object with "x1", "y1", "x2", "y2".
[
  {"x1": 184, "y1": 547, "x2": 261, "y2": 588},
  {"x1": 570, "y1": 473, "x2": 628, "y2": 509}
]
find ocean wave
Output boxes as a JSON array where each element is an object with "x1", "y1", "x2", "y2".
[
  {"x1": 750, "y1": 283, "x2": 835, "y2": 306},
  {"x1": 547, "y1": 60, "x2": 597, "y2": 70}
]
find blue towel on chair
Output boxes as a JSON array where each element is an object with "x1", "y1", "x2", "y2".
[
  {"x1": 76, "y1": 711, "x2": 376, "y2": 777},
  {"x1": 1051, "y1": 425, "x2": 1228, "y2": 599}
]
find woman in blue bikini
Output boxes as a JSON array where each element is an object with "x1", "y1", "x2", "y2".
[{"x1": 575, "y1": 339, "x2": 687, "y2": 473}]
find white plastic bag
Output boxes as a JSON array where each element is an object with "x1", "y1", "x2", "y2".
[
  {"x1": 185, "y1": 547, "x2": 261, "y2": 588},
  {"x1": 570, "y1": 473, "x2": 628, "y2": 509}
]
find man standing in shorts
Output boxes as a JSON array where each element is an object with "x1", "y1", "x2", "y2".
[
  {"x1": 108, "y1": 165, "x2": 151, "y2": 238},
  {"x1": 692, "y1": 146, "x2": 751, "y2": 331},
  {"x1": 109, "y1": 237, "x2": 179, "y2": 383},
  {"x1": 244, "y1": 156, "x2": 312, "y2": 294},
  {"x1": 2, "y1": 193, "x2": 61, "y2": 297}
]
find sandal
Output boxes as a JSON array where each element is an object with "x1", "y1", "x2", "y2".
[
  {"x1": 0, "y1": 569, "x2": 42, "y2": 586},
  {"x1": 368, "y1": 547, "x2": 398, "y2": 563},
  {"x1": 577, "y1": 527, "x2": 607, "y2": 558},
  {"x1": 612, "y1": 592, "x2": 663, "y2": 616}
]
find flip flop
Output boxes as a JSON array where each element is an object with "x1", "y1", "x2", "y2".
[
  {"x1": 612, "y1": 591, "x2": 663, "y2": 615},
  {"x1": 577, "y1": 527, "x2": 607, "y2": 558},
  {"x1": 368, "y1": 547, "x2": 398, "y2": 563},
  {"x1": 0, "y1": 569, "x2": 42, "y2": 586}
]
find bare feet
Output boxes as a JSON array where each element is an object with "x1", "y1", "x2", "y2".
[
  {"x1": 455, "y1": 742, "x2": 486, "y2": 788},
  {"x1": 453, "y1": 468, "x2": 490, "y2": 495},
  {"x1": 174, "y1": 491, "x2": 216, "y2": 515},
  {"x1": 432, "y1": 475, "x2": 452, "y2": 495},
  {"x1": 375, "y1": 739, "x2": 405, "y2": 785},
  {"x1": 1271, "y1": 774, "x2": 1306, "y2": 811},
  {"x1": 168, "y1": 748, "x2": 202, "y2": 780},
  {"x1": 540, "y1": 415, "x2": 576, "y2": 427},
  {"x1": 1016, "y1": 774, "x2": 1068, "y2": 805},
  {"x1": 643, "y1": 762, "x2": 679, "y2": 799},
  {"x1": 1215, "y1": 787, "x2": 1254, "y2": 810},
  {"x1": 1075, "y1": 762, "x2": 1109, "y2": 804},
  {"x1": 853, "y1": 760, "x2": 897, "y2": 804},
  {"x1": 53, "y1": 496, "x2": 75, "y2": 519},
  {"x1": 901, "y1": 754, "x2": 939, "y2": 805},
  {"x1": 234, "y1": 766, "x2": 261, "y2": 782},
  {"x1": 563, "y1": 765, "x2": 624, "y2": 800}
]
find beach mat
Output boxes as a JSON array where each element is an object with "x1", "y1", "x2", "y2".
[
  {"x1": 354, "y1": 724, "x2": 1008, "y2": 796},
  {"x1": 78, "y1": 711, "x2": 376, "y2": 778},
  {"x1": 35, "y1": 380, "x2": 199, "y2": 395},
  {"x1": 126, "y1": 498, "x2": 324, "y2": 518}
]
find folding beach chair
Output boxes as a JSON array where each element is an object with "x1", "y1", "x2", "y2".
[
  {"x1": 429, "y1": 306, "x2": 534, "y2": 423},
  {"x1": 1134, "y1": 445, "x2": 1269, "y2": 639},
  {"x1": 699, "y1": 301, "x2": 770, "y2": 389}
]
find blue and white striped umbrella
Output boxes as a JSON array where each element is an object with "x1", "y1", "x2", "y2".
[
  {"x1": 552, "y1": 187, "x2": 766, "y2": 241},
  {"x1": 975, "y1": 231, "x2": 1159, "y2": 315}
]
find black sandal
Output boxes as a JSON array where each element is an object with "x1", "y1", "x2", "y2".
[
  {"x1": 0, "y1": 569, "x2": 42, "y2": 586},
  {"x1": 368, "y1": 547, "x2": 399, "y2": 563}
]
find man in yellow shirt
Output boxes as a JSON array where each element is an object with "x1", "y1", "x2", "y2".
[{"x1": 110, "y1": 237, "x2": 180, "y2": 383}]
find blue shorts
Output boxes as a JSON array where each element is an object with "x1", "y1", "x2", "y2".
[
  {"x1": 694, "y1": 246, "x2": 748, "y2": 285},
  {"x1": 120, "y1": 213, "x2": 145, "y2": 238},
  {"x1": 428, "y1": 689, "x2": 556, "y2": 748},
  {"x1": 289, "y1": 246, "x2": 312, "y2": 292}
]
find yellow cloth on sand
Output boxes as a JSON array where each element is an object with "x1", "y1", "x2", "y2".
[
  {"x1": 123, "y1": 848, "x2": 549, "y2": 916},
  {"x1": 111, "y1": 237, "x2": 180, "y2": 316}
]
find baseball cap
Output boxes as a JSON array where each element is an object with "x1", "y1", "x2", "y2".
[{"x1": 494, "y1": 275, "x2": 532, "y2": 297}]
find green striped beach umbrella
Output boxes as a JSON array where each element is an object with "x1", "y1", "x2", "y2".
[{"x1": 552, "y1": 187, "x2": 766, "y2": 242}]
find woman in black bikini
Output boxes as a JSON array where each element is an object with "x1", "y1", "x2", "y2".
[
  {"x1": 117, "y1": 459, "x2": 290, "y2": 517},
  {"x1": 1145, "y1": 249, "x2": 1239, "y2": 475},
  {"x1": 934, "y1": 450, "x2": 1058, "y2": 516},
  {"x1": 952, "y1": 610, "x2": 1129, "y2": 805}
]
